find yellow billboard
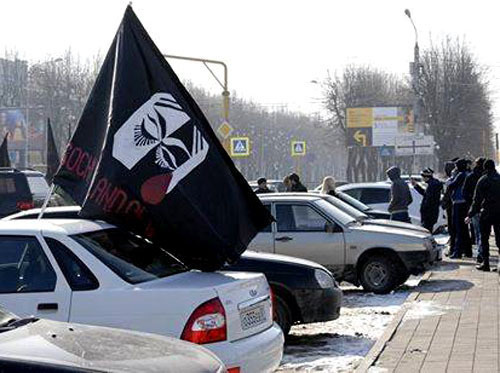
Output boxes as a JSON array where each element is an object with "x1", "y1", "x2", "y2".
[{"x1": 346, "y1": 108, "x2": 373, "y2": 128}]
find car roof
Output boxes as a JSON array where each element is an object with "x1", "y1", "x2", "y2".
[
  {"x1": 3, "y1": 206, "x2": 81, "y2": 220},
  {"x1": 338, "y1": 182, "x2": 390, "y2": 189},
  {"x1": 257, "y1": 192, "x2": 321, "y2": 201},
  {"x1": 0, "y1": 219, "x2": 114, "y2": 235}
]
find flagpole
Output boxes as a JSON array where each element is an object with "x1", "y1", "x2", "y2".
[{"x1": 38, "y1": 184, "x2": 55, "y2": 219}]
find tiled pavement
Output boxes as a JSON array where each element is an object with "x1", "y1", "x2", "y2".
[{"x1": 363, "y1": 253, "x2": 500, "y2": 373}]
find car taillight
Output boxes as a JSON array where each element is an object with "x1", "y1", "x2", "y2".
[
  {"x1": 227, "y1": 368, "x2": 241, "y2": 373},
  {"x1": 270, "y1": 287, "x2": 275, "y2": 319},
  {"x1": 17, "y1": 201, "x2": 34, "y2": 210},
  {"x1": 181, "y1": 297, "x2": 227, "y2": 344}
]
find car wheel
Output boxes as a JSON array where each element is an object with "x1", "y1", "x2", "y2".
[
  {"x1": 359, "y1": 255, "x2": 399, "y2": 294},
  {"x1": 274, "y1": 294, "x2": 292, "y2": 337}
]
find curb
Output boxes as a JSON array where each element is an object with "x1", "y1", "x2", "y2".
[{"x1": 354, "y1": 271, "x2": 432, "y2": 373}]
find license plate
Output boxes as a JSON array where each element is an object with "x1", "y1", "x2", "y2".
[{"x1": 240, "y1": 304, "x2": 266, "y2": 330}]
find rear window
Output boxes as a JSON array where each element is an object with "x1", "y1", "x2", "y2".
[
  {"x1": 27, "y1": 175, "x2": 49, "y2": 196},
  {"x1": 71, "y1": 229, "x2": 187, "y2": 284},
  {"x1": 360, "y1": 188, "x2": 391, "y2": 204}
]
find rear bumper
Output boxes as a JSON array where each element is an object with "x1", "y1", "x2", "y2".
[
  {"x1": 293, "y1": 287, "x2": 343, "y2": 324},
  {"x1": 207, "y1": 323, "x2": 284, "y2": 373},
  {"x1": 398, "y1": 247, "x2": 442, "y2": 275}
]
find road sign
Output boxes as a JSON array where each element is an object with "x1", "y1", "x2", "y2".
[
  {"x1": 217, "y1": 121, "x2": 234, "y2": 139},
  {"x1": 230, "y1": 137, "x2": 250, "y2": 157},
  {"x1": 346, "y1": 107, "x2": 414, "y2": 147},
  {"x1": 379, "y1": 145, "x2": 395, "y2": 157},
  {"x1": 291, "y1": 141, "x2": 306, "y2": 156},
  {"x1": 395, "y1": 135, "x2": 435, "y2": 156},
  {"x1": 347, "y1": 127, "x2": 372, "y2": 147}
]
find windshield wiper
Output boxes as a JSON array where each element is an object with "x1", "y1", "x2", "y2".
[{"x1": 0, "y1": 316, "x2": 39, "y2": 329}]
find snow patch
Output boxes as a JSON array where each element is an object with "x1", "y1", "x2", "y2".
[{"x1": 403, "y1": 300, "x2": 458, "y2": 321}]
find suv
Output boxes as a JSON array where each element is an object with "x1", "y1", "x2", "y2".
[
  {"x1": 0, "y1": 168, "x2": 34, "y2": 218},
  {"x1": 252, "y1": 194, "x2": 441, "y2": 294}
]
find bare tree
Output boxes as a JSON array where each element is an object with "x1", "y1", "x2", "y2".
[{"x1": 420, "y1": 37, "x2": 494, "y2": 163}]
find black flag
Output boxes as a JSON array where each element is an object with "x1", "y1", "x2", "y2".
[
  {"x1": 46, "y1": 118, "x2": 60, "y2": 183},
  {"x1": 53, "y1": 6, "x2": 272, "y2": 270},
  {"x1": 0, "y1": 134, "x2": 11, "y2": 168}
]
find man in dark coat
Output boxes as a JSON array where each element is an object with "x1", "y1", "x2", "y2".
[
  {"x1": 411, "y1": 168, "x2": 443, "y2": 233},
  {"x1": 448, "y1": 159, "x2": 472, "y2": 258},
  {"x1": 386, "y1": 166, "x2": 413, "y2": 223},
  {"x1": 463, "y1": 157, "x2": 485, "y2": 262},
  {"x1": 442, "y1": 160, "x2": 457, "y2": 256},
  {"x1": 289, "y1": 173, "x2": 307, "y2": 192},
  {"x1": 466, "y1": 159, "x2": 500, "y2": 271}
]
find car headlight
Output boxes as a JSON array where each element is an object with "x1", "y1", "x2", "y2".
[
  {"x1": 314, "y1": 269, "x2": 335, "y2": 288},
  {"x1": 423, "y1": 237, "x2": 434, "y2": 250}
]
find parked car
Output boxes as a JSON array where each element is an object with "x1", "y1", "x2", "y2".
[
  {"x1": 311, "y1": 189, "x2": 391, "y2": 220},
  {"x1": 0, "y1": 219, "x2": 283, "y2": 372},
  {"x1": 250, "y1": 194, "x2": 441, "y2": 294},
  {"x1": 338, "y1": 182, "x2": 447, "y2": 229},
  {"x1": 0, "y1": 306, "x2": 226, "y2": 373},
  {"x1": 293, "y1": 193, "x2": 429, "y2": 234},
  {"x1": 0, "y1": 168, "x2": 34, "y2": 218},
  {"x1": 5, "y1": 207, "x2": 342, "y2": 339},
  {"x1": 227, "y1": 251, "x2": 342, "y2": 337}
]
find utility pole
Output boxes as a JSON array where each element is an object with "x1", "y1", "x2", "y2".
[{"x1": 405, "y1": 9, "x2": 422, "y2": 173}]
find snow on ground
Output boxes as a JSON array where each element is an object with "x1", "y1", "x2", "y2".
[
  {"x1": 403, "y1": 300, "x2": 458, "y2": 321},
  {"x1": 277, "y1": 279, "x2": 420, "y2": 372}
]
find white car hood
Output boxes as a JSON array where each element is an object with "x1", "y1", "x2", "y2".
[
  {"x1": 0, "y1": 319, "x2": 223, "y2": 373},
  {"x1": 350, "y1": 222, "x2": 430, "y2": 239},
  {"x1": 363, "y1": 218, "x2": 429, "y2": 233}
]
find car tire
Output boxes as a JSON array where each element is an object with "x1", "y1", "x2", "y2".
[
  {"x1": 274, "y1": 294, "x2": 292, "y2": 337},
  {"x1": 359, "y1": 255, "x2": 399, "y2": 294}
]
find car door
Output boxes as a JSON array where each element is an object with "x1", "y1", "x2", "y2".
[
  {"x1": 273, "y1": 202, "x2": 345, "y2": 275},
  {"x1": 247, "y1": 202, "x2": 275, "y2": 253},
  {"x1": 0, "y1": 234, "x2": 71, "y2": 321}
]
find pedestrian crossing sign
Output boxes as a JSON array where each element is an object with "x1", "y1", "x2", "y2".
[
  {"x1": 291, "y1": 141, "x2": 306, "y2": 156},
  {"x1": 230, "y1": 137, "x2": 250, "y2": 157}
]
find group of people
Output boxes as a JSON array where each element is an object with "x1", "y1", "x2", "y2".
[{"x1": 386, "y1": 158, "x2": 500, "y2": 271}]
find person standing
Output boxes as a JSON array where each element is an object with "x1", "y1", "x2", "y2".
[
  {"x1": 442, "y1": 160, "x2": 457, "y2": 256},
  {"x1": 466, "y1": 159, "x2": 500, "y2": 271},
  {"x1": 386, "y1": 166, "x2": 413, "y2": 223},
  {"x1": 320, "y1": 176, "x2": 337, "y2": 196},
  {"x1": 255, "y1": 177, "x2": 273, "y2": 194},
  {"x1": 411, "y1": 168, "x2": 443, "y2": 233},
  {"x1": 463, "y1": 157, "x2": 485, "y2": 262},
  {"x1": 448, "y1": 159, "x2": 472, "y2": 258},
  {"x1": 289, "y1": 173, "x2": 307, "y2": 192},
  {"x1": 282, "y1": 175, "x2": 292, "y2": 192}
]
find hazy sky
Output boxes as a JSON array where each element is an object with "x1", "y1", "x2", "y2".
[{"x1": 2, "y1": 0, "x2": 500, "y2": 128}]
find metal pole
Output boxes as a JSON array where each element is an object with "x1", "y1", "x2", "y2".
[
  {"x1": 38, "y1": 183, "x2": 54, "y2": 219},
  {"x1": 25, "y1": 67, "x2": 30, "y2": 168}
]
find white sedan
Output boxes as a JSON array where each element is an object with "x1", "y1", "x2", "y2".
[
  {"x1": 338, "y1": 182, "x2": 447, "y2": 229},
  {"x1": 0, "y1": 219, "x2": 283, "y2": 373}
]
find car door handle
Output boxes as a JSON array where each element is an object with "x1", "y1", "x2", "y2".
[
  {"x1": 275, "y1": 236, "x2": 293, "y2": 242},
  {"x1": 37, "y1": 303, "x2": 58, "y2": 311}
]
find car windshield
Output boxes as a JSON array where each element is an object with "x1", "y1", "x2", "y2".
[
  {"x1": 336, "y1": 191, "x2": 372, "y2": 212},
  {"x1": 322, "y1": 195, "x2": 368, "y2": 220},
  {"x1": 313, "y1": 198, "x2": 357, "y2": 226},
  {"x1": 72, "y1": 229, "x2": 187, "y2": 284},
  {"x1": 26, "y1": 175, "x2": 50, "y2": 197}
]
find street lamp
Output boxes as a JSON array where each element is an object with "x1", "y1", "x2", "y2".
[
  {"x1": 163, "y1": 54, "x2": 229, "y2": 124},
  {"x1": 404, "y1": 9, "x2": 422, "y2": 134}
]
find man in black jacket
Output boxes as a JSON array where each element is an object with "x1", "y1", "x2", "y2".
[
  {"x1": 463, "y1": 158, "x2": 485, "y2": 262},
  {"x1": 289, "y1": 173, "x2": 307, "y2": 192},
  {"x1": 442, "y1": 160, "x2": 457, "y2": 255},
  {"x1": 411, "y1": 168, "x2": 443, "y2": 233},
  {"x1": 466, "y1": 159, "x2": 500, "y2": 271},
  {"x1": 386, "y1": 166, "x2": 413, "y2": 223}
]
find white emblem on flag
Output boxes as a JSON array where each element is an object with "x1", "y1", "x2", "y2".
[{"x1": 112, "y1": 93, "x2": 209, "y2": 195}]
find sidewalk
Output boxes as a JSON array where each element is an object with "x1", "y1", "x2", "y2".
[{"x1": 358, "y1": 253, "x2": 499, "y2": 373}]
